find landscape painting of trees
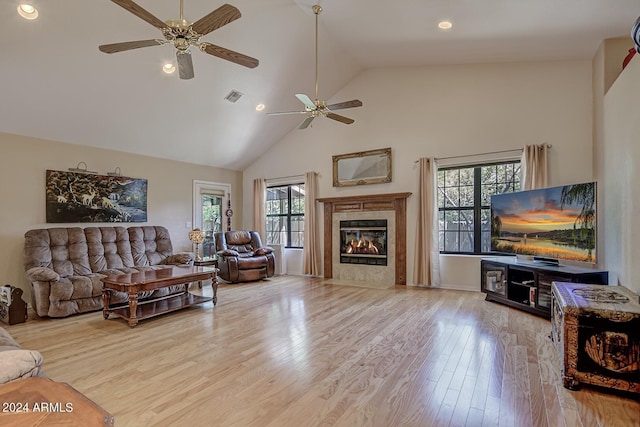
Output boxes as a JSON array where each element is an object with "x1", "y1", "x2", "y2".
[{"x1": 45, "y1": 170, "x2": 147, "y2": 223}]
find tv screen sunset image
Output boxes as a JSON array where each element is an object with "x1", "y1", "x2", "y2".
[{"x1": 490, "y1": 183, "x2": 596, "y2": 262}]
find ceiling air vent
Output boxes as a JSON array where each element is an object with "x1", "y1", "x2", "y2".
[{"x1": 224, "y1": 90, "x2": 244, "y2": 103}]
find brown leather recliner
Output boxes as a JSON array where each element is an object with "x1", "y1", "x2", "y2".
[{"x1": 214, "y1": 231, "x2": 275, "y2": 283}]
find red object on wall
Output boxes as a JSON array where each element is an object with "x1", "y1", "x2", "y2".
[{"x1": 623, "y1": 47, "x2": 636, "y2": 69}]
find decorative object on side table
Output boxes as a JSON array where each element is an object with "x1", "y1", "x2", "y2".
[
  {"x1": 0, "y1": 285, "x2": 27, "y2": 325},
  {"x1": 188, "y1": 228, "x2": 205, "y2": 261},
  {"x1": 551, "y1": 282, "x2": 639, "y2": 395}
]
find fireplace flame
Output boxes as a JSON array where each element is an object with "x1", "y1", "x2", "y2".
[{"x1": 345, "y1": 238, "x2": 379, "y2": 255}]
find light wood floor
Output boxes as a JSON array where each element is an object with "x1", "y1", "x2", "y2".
[{"x1": 6, "y1": 276, "x2": 639, "y2": 426}]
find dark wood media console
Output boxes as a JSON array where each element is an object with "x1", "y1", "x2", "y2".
[{"x1": 481, "y1": 257, "x2": 608, "y2": 318}]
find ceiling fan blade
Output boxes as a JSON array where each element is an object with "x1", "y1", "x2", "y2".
[
  {"x1": 192, "y1": 4, "x2": 241, "y2": 36},
  {"x1": 266, "y1": 111, "x2": 307, "y2": 116},
  {"x1": 326, "y1": 113, "x2": 355, "y2": 125},
  {"x1": 111, "y1": 0, "x2": 168, "y2": 30},
  {"x1": 177, "y1": 51, "x2": 194, "y2": 80},
  {"x1": 99, "y1": 39, "x2": 163, "y2": 54},
  {"x1": 327, "y1": 99, "x2": 363, "y2": 111},
  {"x1": 299, "y1": 116, "x2": 315, "y2": 129},
  {"x1": 201, "y1": 43, "x2": 259, "y2": 68},
  {"x1": 295, "y1": 94, "x2": 316, "y2": 110}
]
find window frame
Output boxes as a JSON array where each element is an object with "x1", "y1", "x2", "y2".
[
  {"x1": 266, "y1": 183, "x2": 305, "y2": 249},
  {"x1": 438, "y1": 160, "x2": 521, "y2": 255}
]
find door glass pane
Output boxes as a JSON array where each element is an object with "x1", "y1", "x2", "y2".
[{"x1": 201, "y1": 194, "x2": 222, "y2": 257}]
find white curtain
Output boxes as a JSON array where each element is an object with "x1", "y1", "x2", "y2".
[
  {"x1": 253, "y1": 178, "x2": 266, "y2": 241},
  {"x1": 521, "y1": 144, "x2": 549, "y2": 190},
  {"x1": 413, "y1": 157, "x2": 441, "y2": 287},
  {"x1": 303, "y1": 172, "x2": 321, "y2": 275}
]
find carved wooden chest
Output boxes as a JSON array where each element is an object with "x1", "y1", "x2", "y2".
[{"x1": 551, "y1": 282, "x2": 639, "y2": 394}]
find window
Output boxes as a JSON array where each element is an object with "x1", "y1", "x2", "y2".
[
  {"x1": 438, "y1": 161, "x2": 521, "y2": 254},
  {"x1": 266, "y1": 183, "x2": 305, "y2": 248}
]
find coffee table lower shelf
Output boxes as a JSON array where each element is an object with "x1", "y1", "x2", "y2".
[{"x1": 105, "y1": 292, "x2": 213, "y2": 326}]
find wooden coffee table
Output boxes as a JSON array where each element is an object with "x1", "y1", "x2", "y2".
[
  {"x1": 101, "y1": 266, "x2": 217, "y2": 327},
  {"x1": 0, "y1": 377, "x2": 113, "y2": 426}
]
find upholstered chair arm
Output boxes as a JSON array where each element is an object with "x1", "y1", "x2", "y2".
[
  {"x1": 265, "y1": 252, "x2": 276, "y2": 277},
  {"x1": 218, "y1": 249, "x2": 240, "y2": 258},
  {"x1": 25, "y1": 267, "x2": 60, "y2": 283},
  {"x1": 254, "y1": 247, "x2": 273, "y2": 256},
  {"x1": 162, "y1": 253, "x2": 194, "y2": 266},
  {"x1": 225, "y1": 256, "x2": 239, "y2": 282},
  {"x1": 0, "y1": 349, "x2": 44, "y2": 383}
]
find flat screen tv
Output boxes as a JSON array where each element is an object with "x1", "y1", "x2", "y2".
[{"x1": 490, "y1": 182, "x2": 596, "y2": 264}]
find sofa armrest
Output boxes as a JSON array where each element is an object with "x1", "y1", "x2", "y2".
[
  {"x1": 255, "y1": 247, "x2": 273, "y2": 256},
  {"x1": 218, "y1": 249, "x2": 240, "y2": 257},
  {"x1": 0, "y1": 349, "x2": 44, "y2": 384},
  {"x1": 25, "y1": 267, "x2": 59, "y2": 283},
  {"x1": 162, "y1": 253, "x2": 194, "y2": 266}
]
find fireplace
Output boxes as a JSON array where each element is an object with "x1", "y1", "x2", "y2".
[
  {"x1": 317, "y1": 193, "x2": 410, "y2": 285},
  {"x1": 340, "y1": 220, "x2": 387, "y2": 266}
]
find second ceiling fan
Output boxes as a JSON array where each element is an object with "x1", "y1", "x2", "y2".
[{"x1": 268, "y1": 5, "x2": 363, "y2": 129}]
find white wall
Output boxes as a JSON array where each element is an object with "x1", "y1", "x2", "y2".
[
  {"x1": 592, "y1": 37, "x2": 635, "y2": 278},
  {"x1": 602, "y1": 55, "x2": 640, "y2": 295},
  {"x1": 243, "y1": 60, "x2": 595, "y2": 290},
  {"x1": 0, "y1": 132, "x2": 242, "y2": 301}
]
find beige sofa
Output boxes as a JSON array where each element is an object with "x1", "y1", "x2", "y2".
[
  {"x1": 24, "y1": 226, "x2": 193, "y2": 318},
  {"x1": 0, "y1": 326, "x2": 43, "y2": 384}
]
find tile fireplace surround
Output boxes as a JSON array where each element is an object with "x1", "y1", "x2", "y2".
[{"x1": 317, "y1": 193, "x2": 411, "y2": 285}]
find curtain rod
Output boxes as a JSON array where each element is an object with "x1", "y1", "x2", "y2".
[
  {"x1": 414, "y1": 144, "x2": 551, "y2": 163},
  {"x1": 265, "y1": 172, "x2": 316, "y2": 182}
]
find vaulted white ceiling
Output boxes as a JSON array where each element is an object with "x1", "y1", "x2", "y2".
[{"x1": 1, "y1": 0, "x2": 638, "y2": 170}]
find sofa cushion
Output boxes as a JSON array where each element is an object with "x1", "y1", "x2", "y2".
[
  {"x1": 24, "y1": 228, "x2": 91, "y2": 278},
  {"x1": 86, "y1": 227, "x2": 134, "y2": 272},
  {"x1": 0, "y1": 350, "x2": 44, "y2": 383},
  {"x1": 129, "y1": 226, "x2": 173, "y2": 266}
]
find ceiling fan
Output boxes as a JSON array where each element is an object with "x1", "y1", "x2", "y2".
[
  {"x1": 98, "y1": 0, "x2": 259, "y2": 80},
  {"x1": 268, "y1": 5, "x2": 362, "y2": 129}
]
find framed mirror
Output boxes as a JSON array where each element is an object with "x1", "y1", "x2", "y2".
[{"x1": 332, "y1": 148, "x2": 392, "y2": 187}]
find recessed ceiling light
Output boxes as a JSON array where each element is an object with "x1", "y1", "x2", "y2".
[
  {"x1": 162, "y1": 63, "x2": 176, "y2": 74},
  {"x1": 438, "y1": 20, "x2": 453, "y2": 30},
  {"x1": 17, "y1": 4, "x2": 38, "y2": 20},
  {"x1": 256, "y1": 104, "x2": 265, "y2": 112}
]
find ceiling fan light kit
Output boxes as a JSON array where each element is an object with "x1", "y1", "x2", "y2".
[
  {"x1": 99, "y1": 0, "x2": 259, "y2": 80},
  {"x1": 267, "y1": 4, "x2": 363, "y2": 129}
]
